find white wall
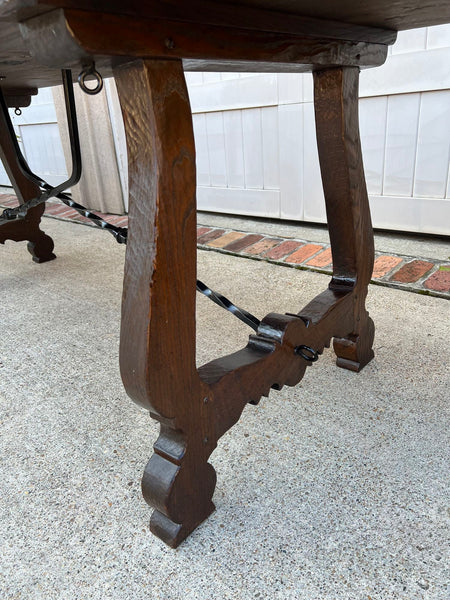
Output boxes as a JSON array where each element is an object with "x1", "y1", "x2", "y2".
[
  {"x1": 0, "y1": 87, "x2": 68, "y2": 188},
  {"x1": 187, "y1": 25, "x2": 450, "y2": 235}
]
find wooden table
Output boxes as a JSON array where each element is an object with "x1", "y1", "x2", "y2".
[{"x1": 1, "y1": 1, "x2": 449, "y2": 548}]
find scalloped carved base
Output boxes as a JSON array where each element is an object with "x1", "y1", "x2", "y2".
[
  {"x1": 150, "y1": 502, "x2": 216, "y2": 549},
  {"x1": 27, "y1": 235, "x2": 56, "y2": 263},
  {"x1": 0, "y1": 207, "x2": 56, "y2": 263},
  {"x1": 334, "y1": 315, "x2": 375, "y2": 372},
  {"x1": 142, "y1": 427, "x2": 217, "y2": 548}
]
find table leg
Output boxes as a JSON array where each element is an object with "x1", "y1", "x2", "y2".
[
  {"x1": 114, "y1": 58, "x2": 216, "y2": 548},
  {"x1": 313, "y1": 67, "x2": 375, "y2": 372},
  {"x1": 0, "y1": 92, "x2": 56, "y2": 263},
  {"x1": 115, "y1": 59, "x2": 376, "y2": 548}
]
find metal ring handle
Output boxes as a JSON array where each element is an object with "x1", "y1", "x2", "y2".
[
  {"x1": 295, "y1": 345, "x2": 319, "y2": 362},
  {"x1": 78, "y1": 67, "x2": 103, "y2": 95}
]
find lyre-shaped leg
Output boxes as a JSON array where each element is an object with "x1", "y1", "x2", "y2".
[
  {"x1": 115, "y1": 60, "x2": 377, "y2": 549},
  {"x1": 0, "y1": 94, "x2": 55, "y2": 263},
  {"x1": 114, "y1": 59, "x2": 216, "y2": 547},
  {"x1": 313, "y1": 67, "x2": 375, "y2": 372}
]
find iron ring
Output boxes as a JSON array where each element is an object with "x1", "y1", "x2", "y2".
[
  {"x1": 78, "y1": 67, "x2": 104, "y2": 95},
  {"x1": 295, "y1": 345, "x2": 319, "y2": 362}
]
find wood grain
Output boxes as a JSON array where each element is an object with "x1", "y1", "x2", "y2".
[
  {"x1": 22, "y1": 8, "x2": 388, "y2": 72},
  {"x1": 313, "y1": 67, "x2": 375, "y2": 371},
  {"x1": 13, "y1": 0, "x2": 397, "y2": 43},
  {"x1": 114, "y1": 58, "x2": 216, "y2": 547}
]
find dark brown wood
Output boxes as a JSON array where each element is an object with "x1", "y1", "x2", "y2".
[
  {"x1": 1, "y1": 0, "x2": 449, "y2": 549},
  {"x1": 113, "y1": 56, "x2": 376, "y2": 547},
  {"x1": 0, "y1": 18, "x2": 64, "y2": 95},
  {"x1": 18, "y1": 8, "x2": 387, "y2": 78},
  {"x1": 218, "y1": 0, "x2": 450, "y2": 31},
  {"x1": 18, "y1": 1, "x2": 396, "y2": 44},
  {"x1": 0, "y1": 4, "x2": 390, "y2": 96},
  {"x1": 8, "y1": 0, "x2": 398, "y2": 44},
  {"x1": 4, "y1": 0, "x2": 450, "y2": 39},
  {"x1": 114, "y1": 58, "x2": 215, "y2": 548},
  {"x1": 4, "y1": 94, "x2": 34, "y2": 108},
  {"x1": 0, "y1": 90, "x2": 55, "y2": 262},
  {"x1": 313, "y1": 67, "x2": 374, "y2": 371},
  {"x1": 2, "y1": 0, "x2": 450, "y2": 92}
]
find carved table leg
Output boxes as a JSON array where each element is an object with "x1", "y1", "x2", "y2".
[
  {"x1": 0, "y1": 92, "x2": 56, "y2": 263},
  {"x1": 114, "y1": 59, "x2": 215, "y2": 548},
  {"x1": 114, "y1": 59, "x2": 377, "y2": 548},
  {"x1": 313, "y1": 67, "x2": 375, "y2": 372}
]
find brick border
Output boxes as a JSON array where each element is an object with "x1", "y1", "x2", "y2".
[
  {"x1": 196, "y1": 226, "x2": 450, "y2": 300},
  {"x1": 1, "y1": 194, "x2": 448, "y2": 299}
]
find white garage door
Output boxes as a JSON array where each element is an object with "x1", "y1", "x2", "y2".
[{"x1": 0, "y1": 87, "x2": 68, "y2": 188}]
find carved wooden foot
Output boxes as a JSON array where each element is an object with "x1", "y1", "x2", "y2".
[
  {"x1": 143, "y1": 425, "x2": 217, "y2": 548},
  {"x1": 0, "y1": 204, "x2": 56, "y2": 263},
  {"x1": 27, "y1": 235, "x2": 56, "y2": 263},
  {"x1": 333, "y1": 315, "x2": 375, "y2": 372},
  {"x1": 0, "y1": 90, "x2": 56, "y2": 263}
]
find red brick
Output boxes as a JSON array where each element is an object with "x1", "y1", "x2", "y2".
[
  {"x1": 285, "y1": 244, "x2": 323, "y2": 264},
  {"x1": 43, "y1": 203, "x2": 62, "y2": 213},
  {"x1": 197, "y1": 229, "x2": 225, "y2": 245},
  {"x1": 390, "y1": 259, "x2": 434, "y2": 283},
  {"x1": 58, "y1": 209, "x2": 80, "y2": 219},
  {"x1": 424, "y1": 267, "x2": 450, "y2": 293},
  {"x1": 45, "y1": 204, "x2": 73, "y2": 216},
  {"x1": 197, "y1": 227, "x2": 211, "y2": 238},
  {"x1": 224, "y1": 234, "x2": 263, "y2": 252},
  {"x1": 264, "y1": 240, "x2": 303, "y2": 260},
  {"x1": 105, "y1": 215, "x2": 127, "y2": 224},
  {"x1": 306, "y1": 247, "x2": 333, "y2": 267},
  {"x1": 0, "y1": 195, "x2": 19, "y2": 207},
  {"x1": 65, "y1": 211, "x2": 89, "y2": 222},
  {"x1": 372, "y1": 255, "x2": 403, "y2": 279},
  {"x1": 97, "y1": 215, "x2": 128, "y2": 227},
  {"x1": 245, "y1": 238, "x2": 280, "y2": 255},
  {"x1": 207, "y1": 231, "x2": 246, "y2": 248}
]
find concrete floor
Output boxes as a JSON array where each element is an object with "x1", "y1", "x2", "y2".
[{"x1": 0, "y1": 218, "x2": 449, "y2": 600}]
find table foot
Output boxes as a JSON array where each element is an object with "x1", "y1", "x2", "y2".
[
  {"x1": 150, "y1": 507, "x2": 216, "y2": 549},
  {"x1": 27, "y1": 235, "x2": 56, "y2": 263},
  {"x1": 143, "y1": 426, "x2": 216, "y2": 548},
  {"x1": 0, "y1": 205, "x2": 56, "y2": 263},
  {"x1": 334, "y1": 314, "x2": 375, "y2": 372}
]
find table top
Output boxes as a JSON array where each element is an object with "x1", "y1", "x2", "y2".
[
  {"x1": 2, "y1": 0, "x2": 450, "y2": 32},
  {"x1": 1, "y1": 0, "x2": 450, "y2": 99}
]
